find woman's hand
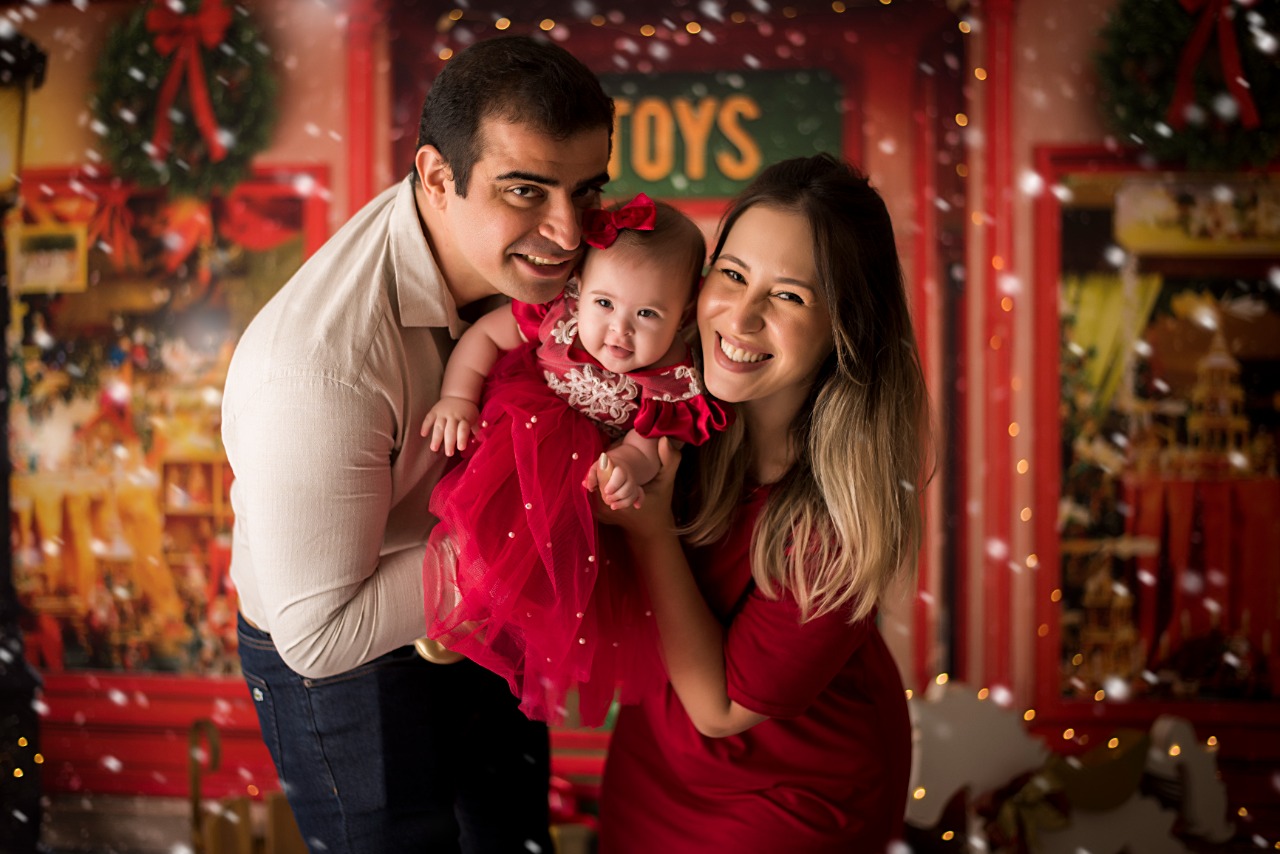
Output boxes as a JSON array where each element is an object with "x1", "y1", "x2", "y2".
[
  {"x1": 593, "y1": 437, "x2": 681, "y2": 536},
  {"x1": 583, "y1": 453, "x2": 644, "y2": 510}
]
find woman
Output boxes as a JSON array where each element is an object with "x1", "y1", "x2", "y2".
[{"x1": 599, "y1": 154, "x2": 932, "y2": 852}]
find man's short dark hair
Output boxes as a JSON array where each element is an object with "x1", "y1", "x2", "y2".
[{"x1": 417, "y1": 36, "x2": 614, "y2": 197}]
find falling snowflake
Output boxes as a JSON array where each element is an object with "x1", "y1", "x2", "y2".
[
  {"x1": 1253, "y1": 24, "x2": 1278, "y2": 55},
  {"x1": 1103, "y1": 676, "x2": 1130, "y2": 702},
  {"x1": 1190, "y1": 304, "x2": 1219, "y2": 331},
  {"x1": 1179, "y1": 572, "x2": 1205, "y2": 595}
]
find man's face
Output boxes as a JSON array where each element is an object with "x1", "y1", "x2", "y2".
[{"x1": 422, "y1": 115, "x2": 611, "y2": 306}]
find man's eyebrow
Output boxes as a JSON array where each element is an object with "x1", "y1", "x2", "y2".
[
  {"x1": 578, "y1": 171, "x2": 610, "y2": 191},
  {"x1": 495, "y1": 170, "x2": 559, "y2": 185},
  {"x1": 492, "y1": 170, "x2": 609, "y2": 192}
]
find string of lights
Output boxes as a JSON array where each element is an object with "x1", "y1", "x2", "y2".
[{"x1": 425, "y1": 0, "x2": 961, "y2": 61}]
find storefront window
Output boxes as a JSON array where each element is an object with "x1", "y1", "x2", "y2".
[{"x1": 1053, "y1": 168, "x2": 1280, "y2": 706}]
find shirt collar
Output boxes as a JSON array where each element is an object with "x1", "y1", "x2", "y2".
[{"x1": 388, "y1": 175, "x2": 466, "y2": 339}]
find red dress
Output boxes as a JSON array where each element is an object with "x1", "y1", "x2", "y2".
[
  {"x1": 599, "y1": 487, "x2": 912, "y2": 852},
  {"x1": 425, "y1": 290, "x2": 729, "y2": 726}
]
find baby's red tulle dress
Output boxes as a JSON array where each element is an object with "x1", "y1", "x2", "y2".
[{"x1": 424, "y1": 287, "x2": 729, "y2": 725}]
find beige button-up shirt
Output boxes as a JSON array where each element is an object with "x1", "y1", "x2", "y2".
[{"x1": 223, "y1": 176, "x2": 464, "y2": 678}]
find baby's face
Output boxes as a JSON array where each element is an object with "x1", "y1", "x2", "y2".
[{"x1": 575, "y1": 247, "x2": 691, "y2": 375}]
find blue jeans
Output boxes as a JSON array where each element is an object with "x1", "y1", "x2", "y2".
[{"x1": 237, "y1": 613, "x2": 552, "y2": 853}]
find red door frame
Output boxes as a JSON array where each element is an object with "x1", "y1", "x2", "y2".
[{"x1": 979, "y1": 0, "x2": 1017, "y2": 695}]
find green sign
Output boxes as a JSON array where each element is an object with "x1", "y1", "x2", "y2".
[{"x1": 601, "y1": 70, "x2": 843, "y2": 199}]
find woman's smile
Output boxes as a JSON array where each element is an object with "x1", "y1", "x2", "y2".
[{"x1": 715, "y1": 333, "x2": 771, "y2": 367}]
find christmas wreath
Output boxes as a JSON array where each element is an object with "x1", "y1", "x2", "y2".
[
  {"x1": 91, "y1": 0, "x2": 277, "y2": 197},
  {"x1": 1096, "y1": 0, "x2": 1280, "y2": 170}
]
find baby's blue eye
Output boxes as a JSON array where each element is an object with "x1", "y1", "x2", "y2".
[
  {"x1": 595, "y1": 298, "x2": 613, "y2": 309},
  {"x1": 638, "y1": 309, "x2": 658, "y2": 319}
]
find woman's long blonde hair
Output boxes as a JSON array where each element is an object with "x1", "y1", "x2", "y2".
[{"x1": 682, "y1": 155, "x2": 933, "y2": 624}]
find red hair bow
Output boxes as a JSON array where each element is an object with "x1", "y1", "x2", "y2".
[{"x1": 581, "y1": 193, "x2": 657, "y2": 249}]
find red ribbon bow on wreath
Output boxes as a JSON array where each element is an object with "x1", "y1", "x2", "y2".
[
  {"x1": 581, "y1": 193, "x2": 657, "y2": 249},
  {"x1": 146, "y1": 0, "x2": 233, "y2": 163},
  {"x1": 1166, "y1": 0, "x2": 1260, "y2": 131}
]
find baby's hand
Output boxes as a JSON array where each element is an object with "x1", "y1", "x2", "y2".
[
  {"x1": 421, "y1": 396, "x2": 480, "y2": 456},
  {"x1": 583, "y1": 452, "x2": 645, "y2": 510}
]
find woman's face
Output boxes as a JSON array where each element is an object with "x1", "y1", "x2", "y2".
[{"x1": 697, "y1": 205, "x2": 835, "y2": 416}]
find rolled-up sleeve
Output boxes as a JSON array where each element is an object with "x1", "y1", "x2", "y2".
[{"x1": 225, "y1": 369, "x2": 428, "y2": 678}]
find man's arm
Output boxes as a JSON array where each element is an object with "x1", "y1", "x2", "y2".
[{"x1": 226, "y1": 373, "x2": 428, "y2": 678}]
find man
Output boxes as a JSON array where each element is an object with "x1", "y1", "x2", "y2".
[{"x1": 222, "y1": 36, "x2": 613, "y2": 852}]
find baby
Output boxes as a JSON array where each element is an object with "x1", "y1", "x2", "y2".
[{"x1": 419, "y1": 195, "x2": 728, "y2": 725}]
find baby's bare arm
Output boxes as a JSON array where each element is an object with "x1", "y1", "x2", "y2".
[
  {"x1": 439, "y1": 307, "x2": 524, "y2": 403},
  {"x1": 421, "y1": 307, "x2": 524, "y2": 454}
]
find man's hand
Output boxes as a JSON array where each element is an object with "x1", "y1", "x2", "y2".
[{"x1": 421, "y1": 396, "x2": 480, "y2": 456}]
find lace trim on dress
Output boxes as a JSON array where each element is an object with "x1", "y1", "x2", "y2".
[
  {"x1": 647, "y1": 364, "x2": 701, "y2": 402},
  {"x1": 551, "y1": 314, "x2": 578, "y2": 346},
  {"x1": 543, "y1": 365, "x2": 639, "y2": 427}
]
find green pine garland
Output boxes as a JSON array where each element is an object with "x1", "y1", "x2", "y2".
[
  {"x1": 91, "y1": 1, "x2": 277, "y2": 197},
  {"x1": 1096, "y1": 0, "x2": 1280, "y2": 170}
]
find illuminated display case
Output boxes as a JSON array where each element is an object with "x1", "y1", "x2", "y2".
[
  {"x1": 1032, "y1": 146, "x2": 1280, "y2": 768},
  {"x1": 9, "y1": 165, "x2": 328, "y2": 797}
]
